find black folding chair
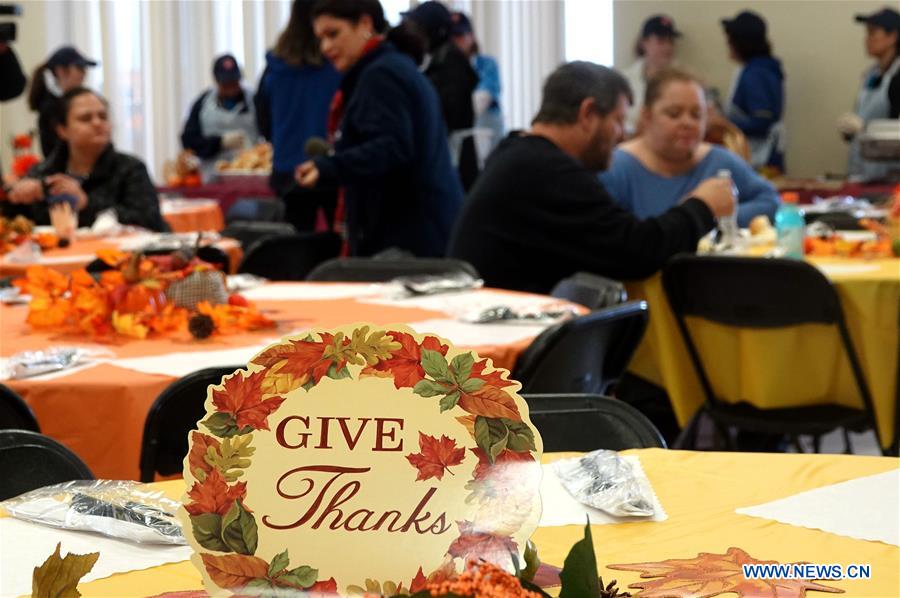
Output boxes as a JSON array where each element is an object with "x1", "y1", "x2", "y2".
[
  {"x1": 550, "y1": 272, "x2": 628, "y2": 310},
  {"x1": 238, "y1": 232, "x2": 341, "y2": 281},
  {"x1": 0, "y1": 385, "x2": 40, "y2": 432},
  {"x1": 0, "y1": 430, "x2": 94, "y2": 501},
  {"x1": 306, "y1": 256, "x2": 480, "y2": 282},
  {"x1": 662, "y1": 254, "x2": 882, "y2": 453},
  {"x1": 222, "y1": 221, "x2": 296, "y2": 251},
  {"x1": 523, "y1": 393, "x2": 666, "y2": 451},
  {"x1": 139, "y1": 366, "x2": 241, "y2": 482},
  {"x1": 513, "y1": 301, "x2": 649, "y2": 396}
]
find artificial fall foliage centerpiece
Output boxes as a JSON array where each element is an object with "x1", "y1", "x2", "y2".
[{"x1": 14, "y1": 249, "x2": 274, "y2": 340}]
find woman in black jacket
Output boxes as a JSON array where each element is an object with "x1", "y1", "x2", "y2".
[
  {"x1": 27, "y1": 46, "x2": 98, "y2": 158},
  {"x1": 295, "y1": 0, "x2": 463, "y2": 257},
  {"x1": 4, "y1": 87, "x2": 166, "y2": 231}
]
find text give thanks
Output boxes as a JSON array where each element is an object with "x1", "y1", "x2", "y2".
[{"x1": 178, "y1": 324, "x2": 544, "y2": 597}]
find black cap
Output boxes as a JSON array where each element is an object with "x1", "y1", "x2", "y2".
[
  {"x1": 46, "y1": 46, "x2": 98, "y2": 69},
  {"x1": 213, "y1": 54, "x2": 242, "y2": 84},
  {"x1": 855, "y1": 7, "x2": 900, "y2": 31},
  {"x1": 404, "y1": 1, "x2": 452, "y2": 40},
  {"x1": 641, "y1": 15, "x2": 681, "y2": 38},
  {"x1": 722, "y1": 11, "x2": 767, "y2": 38},
  {"x1": 450, "y1": 12, "x2": 473, "y2": 37}
]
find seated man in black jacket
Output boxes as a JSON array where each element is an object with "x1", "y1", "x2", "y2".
[{"x1": 448, "y1": 61, "x2": 734, "y2": 294}]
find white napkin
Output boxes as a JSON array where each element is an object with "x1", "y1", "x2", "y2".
[
  {"x1": 90, "y1": 208, "x2": 122, "y2": 236},
  {"x1": 241, "y1": 283, "x2": 381, "y2": 301},
  {"x1": 111, "y1": 344, "x2": 275, "y2": 377},
  {"x1": 538, "y1": 457, "x2": 667, "y2": 527},
  {"x1": 408, "y1": 318, "x2": 551, "y2": 347},
  {"x1": 0, "y1": 518, "x2": 192, "y2": 596},
  {"x1": 361, "y1": 288, "x2": 563, "y2": 316},
  {"x1": 735, "y1": 468, "x2": 899, "y2": 546}
]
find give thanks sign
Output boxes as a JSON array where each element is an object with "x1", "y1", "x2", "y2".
[{"x1": 178, "y1": 324, "x2": 544, "y2": 596}]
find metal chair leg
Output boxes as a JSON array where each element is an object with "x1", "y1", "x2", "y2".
[
  {"x1": 812, "y1": 434, "x2": 822, "y2": 453},
  {"x1": 842, "y1": 429, "x2": 853, "y2": 454}
]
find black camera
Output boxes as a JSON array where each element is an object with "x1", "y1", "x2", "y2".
[{"x1": 0, "y1": 3, "x2": 22, "y2": 43}]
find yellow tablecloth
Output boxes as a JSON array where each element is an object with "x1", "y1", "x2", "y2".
[
  {"x1": 71, "y1": 450, "x2": 899, "y2": 597},
  {"x1": 626, "y1": 257, "x2": 900, "y2": 449}
]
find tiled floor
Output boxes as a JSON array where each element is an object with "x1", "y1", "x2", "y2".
[{"x1": 791, "y1": 429, "x2": 883, "y2": 456}]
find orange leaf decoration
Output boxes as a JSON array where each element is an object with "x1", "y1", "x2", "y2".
[
  {"x1": 96, "y1": 248, "x2": 129, "y2": 267},
  {"x1": 608, "y1": 547, "x2": 844, "y2": 598},
  {"x1": 406, "y1": 433, "x2": 466, "y2": 481},
  {"x1": 362, "y1": 332, "x2": 450, "y2": 388},
  {"x1": 187, "y1": 431, "x2": 220, "y2": 479},
  {"x1": 212, "y1": 370, "x2": 286, "y2": 431},
  {"x1": 185, "y1": 468, "x2": 247, "y2": 516},
  {"x1": 306, "y1": 577, "x2": 338, "y2": 596},
  {"x1": 200, "y1": 553, "x2": 268, "y2": 590},
  {"x1": 470, "y1": 358, "x2": 515, "y2": 388},
  {"x1": 448, "y1": 520, "x2": 518, "y2": 564},
  {"x1": 251, "y1": 335, "x2": 336, "y2": 390},
  {"x1": 410, "y1": 567, "x2": 428, "y2": 593},
  {"x1": 458, "y1": 384, "x2": 522, "y2": 422}
]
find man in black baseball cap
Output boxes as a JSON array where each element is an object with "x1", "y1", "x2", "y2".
[
  {"x1": 641, "y1": 14, "x2": 681, "y2": 39},
  {"x1": 46, "y1": 46, "x2": 98, "y2": 70},
  {"x1": 623, "y1": 15, "x2": 681, "y2": 134},
  {"x1": 838, "y1": 7, "x2": 900, "y2": 178},
  {"x1": 180, "y1": 53, "x2": 258, "y2": 179},
  {"x1": 721, "y1": 11, "x2": 766, "y2": 39}
]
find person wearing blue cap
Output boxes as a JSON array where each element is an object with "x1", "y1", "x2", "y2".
[
  {"x1": 720, "y1": 10, "x2": 785, "y2": 173},
  {"x1": 623, "y1": 14, "x2": 681, "y2": 136},
  {"x1": 838, "y1": 7, "x2": 900, "y2": 179},
  {"x1": 27, "y1": 45, "x2": 98, "y2": 157},
  {"x1": 180, "y1": 54, "x2": 259, "y2": 179}
]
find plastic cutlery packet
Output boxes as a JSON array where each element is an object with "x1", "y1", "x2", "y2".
[
  {"x1": 1, "y1": 480, "x2": 186, "y2": 545},
  {"x1": 0, "y1": 346, "x2": 113, "y2": 380},
  {"x1": 552, "y1": 450, "x2": 657, "y2": 517}
]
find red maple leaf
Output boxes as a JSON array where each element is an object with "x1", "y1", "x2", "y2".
[
  {"x1": 212, "y1": 370, "x2": 286, "y2": 430},
  {"x1": 187, "y1": 431, "x2": 220, "y2": 479},
  {"x1": 447, "y1": 520, "x2": 519, "y2": 564},
  {"x1": 470, "y1": 359, "x2": 515, "y2": 388},
  {"x1": 406, "y1": 433, "x2": 466, "y2": 481},
  {"x1": 185, "y1": 468, "x2": 247, "y2": 516},
  {"x1": 251, "y1": 335, "x2": 336, "y2": 384},
  {"x1": 306, "y1": 577, "x2": 338, "y2": 597},
  {"x1": 363, "y1": 332, "x2": 450, "y2": 388},
  {"x1": 409, "y1": 567, "x2": 428, "y2": 593},
  {"x1": 457, "y1": 384, "x2": 522, "y2": 421},
  {"x1": 470, "y1": 448, "x2": 535, "y2": 481}
]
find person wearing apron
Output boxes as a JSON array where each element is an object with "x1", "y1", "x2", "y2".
[
  {"x1": 721, "y1": 11, "x2": 786, "y2": 173},
  {"x1": 180, "y1": 54, "x2": 259, "y2": 181},
  {"x1": 839, "y1": 8, "x2": 900, "y2": 181}
]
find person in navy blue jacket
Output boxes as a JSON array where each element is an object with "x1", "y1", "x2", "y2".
[
  {"x1": 296, "y1": 0, "x2": 463, "y2": 258},
  {"x1": 256, "y1": 0, "x2": 342, "y2": 231},
  {"x1": 721, "y1": 11, "x2": 785, "y2": 172}
]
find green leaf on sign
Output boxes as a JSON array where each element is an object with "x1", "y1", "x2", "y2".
[
  {"x1": 242, "y1": 578, "x2": 273, "y2": 595},
  {"x1": 459, "y1": 377, "x2": 485, "y2": 393},
  {"x1": 474, "y1": 416, "x2": 509, "y2": 463},
  {"x1": 276, "y1": 565, "x2": 318, "y2": 589},
  {"x1": 421, "y1": 349, "x2": 451, "y2": 382},
  {"x1": 327, "y1": 363, "x2": 352, "y2": 380},
  {"x1": 189, "y1": 513, "x2": 229, "y2": 552},
  {"x1": 221, "y1": 500, "x2": 258, "y2": 555},
  {"x1": 504, "y1": 419, "x2": 537, "y2": 453},
  {"x1": 268, "y1": 549, "x2": 290, "y2": 578},
  {"x1": 450, "y1": 353, "x2": 475, "y2": 384},
  {"x1": 558, "y1": 522, "x2": 600, "y2": 598},
  {"x1": 413, "y1": 379, "x2": 447, "y2": 398},
  {"x1": 202, "y1": 412, "x2": 240, "y2": 438},
  {"x1": 439, "y1": 390, "x2": 461, "y2": 412}
]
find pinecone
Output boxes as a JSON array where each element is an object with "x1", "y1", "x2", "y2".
[
  {"x1": 188, "y1": 313, "x2": 215, "y2": 339},
  {"x1": 599, "y1": 577, "x2": 631, "y2": 598}
]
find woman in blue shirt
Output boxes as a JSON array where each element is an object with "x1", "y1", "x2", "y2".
[{"x1": 601, "y1": 67, "x2": 779, "y2": 228}]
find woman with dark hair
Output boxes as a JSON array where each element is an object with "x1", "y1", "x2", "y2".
[
  {"x1": 255, "y1": 0, "x2": 342, "y2": 231},
  {"x1": 4, "y1": 87, "x2": 165, "y2": 231},
  {"x1": 294, "y1": 0, "x2": 462, "y2": 257},
  {"x1": 623, "y1": 14, "x2": 681, "y2": 135},
  {"x1": 27, "y1": 46, "x2": 98, "y2": 157},
  {"x1": 720, "y1": 11, "x2": 785, "y2": 172}
]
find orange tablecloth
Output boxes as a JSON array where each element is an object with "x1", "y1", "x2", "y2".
[
  {"x1": 0, "y1": 235, "x2": 242, "y2": 277},
  {"x1": 160, "y1": 198, "x2": 225, "y2": 232},
  {"x1": 1, "y1": 286, "x2": 553, "y2": 480}
]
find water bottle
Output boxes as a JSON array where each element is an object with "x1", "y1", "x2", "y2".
[
  {"x1": 775, "y1": 192, "x2": 805, "y2": 259},
  {"x1": 716, "y1": 169, "x2": 740, "y2": 250}
]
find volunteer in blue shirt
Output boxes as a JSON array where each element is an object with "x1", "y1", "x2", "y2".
[
  {"x1": 601, "y1": 68, "x2": 779, "y2": 228},
  {"x1": 720, "y1": 11, "x2": 785, "y2": 172},
  {"x1": 256, "y1": 0, "x2": 342, "y2": 231},
  {"x1": 295, "y1": 0, "x2": 462, "y2": 257},
  {"x1": 837, "y1": 7, "x2": 900, "y2": 180},
  {"x1": 181, "y1": 54, "x2": 259, "y2": 179}
]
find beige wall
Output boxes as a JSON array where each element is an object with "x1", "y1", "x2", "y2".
[
  {"x1": 0, "y1": 0, "x2": 47, "y2": 175},
  {"x1": 613, "y1": 0, "x2": 886, "y2": 177}
]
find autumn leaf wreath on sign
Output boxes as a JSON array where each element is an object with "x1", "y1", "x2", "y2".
[{"x1": 183, "y1": 326, "x2": 541, "y2": 596}]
